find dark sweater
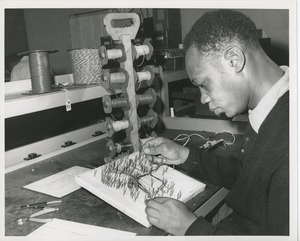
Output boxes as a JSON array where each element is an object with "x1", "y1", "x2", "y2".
[{"x1": 185, "y1": 92, "x2": 289, "y2": 235}]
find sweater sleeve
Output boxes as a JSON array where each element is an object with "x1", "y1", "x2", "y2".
[
  {"x1": 180, "y1": 145, "x2": 241, "y2": 190},
  {"x1": 185, "y1": 215, "x2": 242, "y2": 235},
  {"x1": 185, "y1": 156, "x2": 289, "y2": 236},
  {"x1": 266, "y1": 158, "x2": 289, "y2": 235}
]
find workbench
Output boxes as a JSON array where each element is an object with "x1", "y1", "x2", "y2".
[{"x1": 5, "y1": 129, "x2": 243, "y2": 236}]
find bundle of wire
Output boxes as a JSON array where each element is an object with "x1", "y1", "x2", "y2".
[{"x1": 172, "y1": 130, "x2": 236, "y2": 150}]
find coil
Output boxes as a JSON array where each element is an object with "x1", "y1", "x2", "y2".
[
  {"x1": 27, "y1": 50, "x2": 53, "y2": 93},
  {"x1": 138, "y1": 93, "x2": 154, "y2": 106},
  {"x1": 140, "y1": 116, "x2": 154, "y2": 125},
  {"x1": 107, "y1": 49, "x2": 123, "y2": 60},
  {"x1": 137, "y1": 71, "x2": 151, "y2": 82},
  {"x1": 110, "y1": 72, "x2": 127, "y2": 84},
  {"x1": 111, "y1": 120, "x2": 129, "y2": 132},
  {"x1": 108, "y1": 143, "x2": 132, "y2": 154},
  {"x1": 135, "y1": 45, "x2": 149, "y2": 59},
  {"x1": 111, "y1": 98, "x2": 128, "y2": 109}
]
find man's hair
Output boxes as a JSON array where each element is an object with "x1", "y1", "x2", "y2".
[{"x1": 183, "y1": 9, "x2": 261, "y2": 55}]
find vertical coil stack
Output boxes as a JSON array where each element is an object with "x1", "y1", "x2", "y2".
[{"x1": 99, "y1": 13, "x2": 162, "y2": 162}]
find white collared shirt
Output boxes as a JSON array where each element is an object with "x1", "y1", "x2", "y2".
[{"x1": 248, "y1": 66, "x2": 289, "y2": 133}]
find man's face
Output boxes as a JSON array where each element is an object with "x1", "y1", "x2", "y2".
[{"x1": 185, "y1": 46, "x2": 249, "y2": 118}]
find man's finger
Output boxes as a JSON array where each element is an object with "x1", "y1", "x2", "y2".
[
  {"x1": 147, "y1": 197, "x2": 170, "y2": 205},
  {"x1": 145, "y1": 205, "x2": 160, "y2": 219},
  {"x1": 143, "y1": 146, "x2": 162, "y2": 156},
  {"x1": 151, "y1": 156, "x2": 167, "y2": 164}
]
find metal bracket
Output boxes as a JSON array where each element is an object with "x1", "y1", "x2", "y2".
[
  {"x1": 61, "y1": 141, "x2": 76, "y2": 147},
  {"x1": 24, "y1": 153, "x2": 41, "y2": 161}
]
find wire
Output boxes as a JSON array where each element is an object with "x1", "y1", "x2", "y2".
[
  {"x1": 135, "y1": 79, "x2": 142, "y2": 91},
  {"x1": 211, "y1": 130, "x2": 235, "y2": 145},
  {"x1": 172, "y1": 133, "x2": 210, "y2": 147},
  {"x1": 136, "y1": 55, "x2": 145, "y2": 67},
  {"x1": 172, "y1": 130, "x2": 236, "y2": 148}
]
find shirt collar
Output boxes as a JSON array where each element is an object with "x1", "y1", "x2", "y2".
[{"x1": 248, "y1": 66, "x2": 289, "y2": 133}]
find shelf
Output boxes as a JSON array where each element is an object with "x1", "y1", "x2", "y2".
[
  {"x1": 5, "y1": 70, "x2": 182, "y2": 119},
  {"x1": 4, "y1": 73, "x2": 155, "y2": 119}
]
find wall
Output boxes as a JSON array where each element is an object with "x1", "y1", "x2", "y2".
[
  {"x1": 181, "y1": 9, "x2": 289, "y2": 65},
  {"x1": 19, "y1": 8, "x2": 289, "y2": 75},
  {"x1": 23, "y1": 8, "x2": 152, "y2": 75},
  {"x1": 23, "y1": 9, "x2": 97, "y2": 75},
  {"x1": 5, "y1": 9, "x2": 29, "y2": 57}
]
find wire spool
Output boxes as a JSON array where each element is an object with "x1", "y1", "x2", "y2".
[
  {"x1": 139, "y1": 109, "x2": 158, "y2": 129},
  {"x1": 102, "y1": 95, "x2": 129, "y2": 113},
  {"x1": 138, "y1": 93, "x2": 154, "y2": 106},
  {"x1": 137, "y1": 71, "x2": 151, "y2": 82},
  {"x1": 69, "y1": 48, "x2": 102, "y2": 85},
  {"x1": 107, "y1": 49, "x2": 123, "y2": 60},
  {"x1": 134, "y1": 45, "x2": 150, "y2": 59},
  {"x1": 140, "y1": 115, "x2": 155, "y2": 126},
  {"x1": 20, "y1": 50, "x2": 57, "y2": 94},
  {"x1": 109, "y1": 72, "x2": 127, "y2": 84},
  {"x1": 111, "y1": 98, "x2": 128, "y2": 109},
  {"x1": 111, "y1": 120, "x2": 129, "y2": 132},
  {"x1": 105, "y1": 117, "x2": 130, "y2": 136}
]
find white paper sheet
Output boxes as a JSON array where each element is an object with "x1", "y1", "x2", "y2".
[
  {"x1": 27, "y1": 218, "x2": 136, "y2": 238},
  {"x1": 23, "y1": 166, "x2": 90, "y2": 198}
]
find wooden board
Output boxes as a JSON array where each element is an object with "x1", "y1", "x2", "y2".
[{"x1": 75, "y1": 152, "x2": 206, "y2": 227}]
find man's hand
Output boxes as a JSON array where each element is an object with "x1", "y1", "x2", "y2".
[
  {"x1": 142, "y1": 137, "x2": 189, "y2": 165},
  {"x1": 145, "y1": 197, "x2": 197, "y2": 235}
]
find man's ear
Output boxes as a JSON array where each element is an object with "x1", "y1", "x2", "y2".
[{"x1": 223, "y1": 46, "x2": 245, "y2": 73}]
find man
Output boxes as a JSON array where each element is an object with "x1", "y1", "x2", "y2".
[{"x1": 143, "y1": 9, "x2": 289, "y2": 235}]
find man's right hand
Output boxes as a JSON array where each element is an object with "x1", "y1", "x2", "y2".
[{"x1": 142, "y1": 137, "x2": 189, "y2": 165}]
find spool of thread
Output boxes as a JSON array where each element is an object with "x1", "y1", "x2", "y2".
[
  {"x1": 137, "y1": 71, "x2": 151, "y2": 82},
  {"x1": 107, "y1": 49, "x2": 123, "y2": 60},
  {"x1": 19, "y1": 50, "x2": 57, "y2": 94},
  {"x1": 110, "y1": 120, "x2": 129, "y2": 132},
  {"x1": 140, "y1": 116, "x2": 154, "y2": 125},
  {"x1": 138, "y1": 93, "x2": 154, "y2": 106},
  {"x1": 111, "y1": 98, "x2": 128, "y2": 109},
  {"x1": 110, "y1": 72, "x2": 127, "y2": 84},
  {"x1": 115, "y1": 143, "x2": 132, "y2": 153},
  {"x1": 135, "y1": 45, "x2": 149, "y2": 59}
]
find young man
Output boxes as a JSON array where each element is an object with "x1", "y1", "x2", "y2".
[{"x1": 143, "y1": 9, "x2": 289, "y2": 235}]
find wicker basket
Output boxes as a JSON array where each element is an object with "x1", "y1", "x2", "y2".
[{"x1": 70, "y1": 48, "x2": 102, "y2": 84}]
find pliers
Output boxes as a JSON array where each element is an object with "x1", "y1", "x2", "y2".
[
  {"x1": 17, "y1": 207, "x2": 59, "y2": 225},
  {"x1": 17, "y1": 200, "x2": 61, "y2": 225}
]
